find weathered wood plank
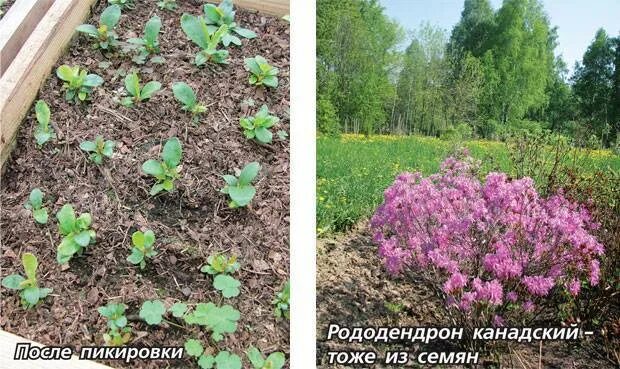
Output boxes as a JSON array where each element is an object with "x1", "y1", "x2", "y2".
[
  {"x1": 0, "y1": 0, "x2": 97, "y2": 169},
  {"x1": 0, "y1": 329, "x2": 112, "y2": 368},
  {"x1": 210, "y1": 0, "x2": 289, "y2": 17},
  {"x1": 0, "y1": 0, "x2": 55, "y2": 76}
]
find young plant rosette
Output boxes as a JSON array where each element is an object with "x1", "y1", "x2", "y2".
[{"x1": 370, "y1": 150, "x2": 604, "y2": 327}]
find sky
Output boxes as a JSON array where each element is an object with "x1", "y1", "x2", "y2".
[{"x1": 380, "y1": 0, "x2": 620, "y2": 75}]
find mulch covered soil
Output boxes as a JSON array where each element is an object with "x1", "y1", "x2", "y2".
[
  {"x1": 0, "y1": 0, "x2": 289, "y2": 367},
  {"x1": 316, "y1": 223, "x2": 617, "y2": 368}
]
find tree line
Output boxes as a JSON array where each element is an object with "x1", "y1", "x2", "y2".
[{"x1": 317, "y1": 0, "x2": 620, "y2": 148}]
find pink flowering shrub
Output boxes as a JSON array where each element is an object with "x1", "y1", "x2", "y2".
[{"x1": 371, "y1": 150, "x2": 604, "y2": 326}]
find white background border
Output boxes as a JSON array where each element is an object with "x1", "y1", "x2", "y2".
[{"x1": 290, "y1": 0, "x2": 317, "y2": 366}]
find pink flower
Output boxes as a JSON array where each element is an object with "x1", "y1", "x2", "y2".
[
  {"x1": 371, "y1": 153, "x2": 605, "y2": 326},
  {"x1": 522, "y1": 276, "x2": 555, "y2": 297},
  {"x1": 443, "y1": 272, "x2": 468, "y2": 293},
  {"x1": 493, "y1": 314, "x2": 505, "y2": 327},
  {"x1": 567, "y1": 279, "x2": 581, "y2": 297}
]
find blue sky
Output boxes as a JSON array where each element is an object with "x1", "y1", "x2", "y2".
[{"x1": 380, "y1": 0, "x2": 620, "y2": 75}]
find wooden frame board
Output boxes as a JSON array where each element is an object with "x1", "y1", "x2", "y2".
[{"x1": 0, "y1": 0, "x2": 55, "y2": 75}]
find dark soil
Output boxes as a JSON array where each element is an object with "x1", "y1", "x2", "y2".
[
  {"x1": 0, "y1": 0, "x2": 289, "y2": 367},
  {"x1": 316, "y1": 223, "x2": 617, "y2": 368}
]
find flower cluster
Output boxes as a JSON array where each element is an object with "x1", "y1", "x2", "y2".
[{"x1": 371, "y1": 151, "x2": 604, "y2": 324}]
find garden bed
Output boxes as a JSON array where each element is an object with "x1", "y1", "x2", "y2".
[{"x1": 0, "y1": 0, "x2": 290, "y2": 367}]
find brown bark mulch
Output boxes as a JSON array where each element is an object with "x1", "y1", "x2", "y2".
[{"x1": 0, "y1": 0, "x2": 289, "y2": 367}]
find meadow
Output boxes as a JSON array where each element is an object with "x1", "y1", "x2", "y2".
[{"x1": 317, "y1": 134, "x2": 620, "y2": 235}]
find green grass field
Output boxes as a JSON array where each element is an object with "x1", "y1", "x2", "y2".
[{"x1": 317, "y1": 134, "x2": 620, "y2": 235}]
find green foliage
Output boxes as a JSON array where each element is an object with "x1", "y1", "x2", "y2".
[
  {"x1": 121, "y1": 72, "x2": 162, "y2": 107},
  {"x1": 220, "y1": 162, "x2": 261, "y2": 208},
  {"x1": 180, "y1": 14, "x2": 229, "y2": 65},
  {"x1": 240, "y1": 105, "x2": 279, "y2": 143},
  {"x1": 157, "y1": 0, "x2": 177, "y2": 11},
  {"x1": 213, "y1": 274, "x2": 240, "y2": 298},
  {"x1": 272, "y1": 280, "x2": 289, "y2": 320},
  {"x1": 127, "y1": 230, "x2": 157, "y2": 269},
  {"x1": 317, "y1": 95, "x2": 340, "y2": 136},
  {"x1": 142, "y1": 137, "x2": 183, "y2": 196},
  {"x1": 80, "y1": 136, "x2": 115, "y2": 164},
  {"x1": 108, "y1": 0, "x2": 134, "y2": 10},
  {"x1": 183, "y1": 302, "x2": 240, "y2": 342},
  {"x1": 56, "y1": 204, "x2": 96, "y2": 264},
  {"x1": 169, "y1": 302, "x2": 188, "y2": 318},
  {"x1": 76, "y1": 5, "x2": 121, "y2": 50},
  {"x1": 317, "y1": 0, "x2": 402, "y2": 135},
  {"x1": 198, "y1": 351, "x2": 241, "y2": 369},
  {"x1": 56, "y1": 65, "x2": 103, "y2": 103},
  {"x1": 200, "y1": 254, "x2": 240, "y2": 275},
  {"x1": 572, "y1": 28, "x2": 616, "y2": 146},
  {"x1": 127, "y1": 16, "x2": 163, "y2": 64},
  {"x1": 317, "y1": 134, "x2": 619, "y2": 234},
  {"x1": 33, "y1": 100, "x2": 55, "y2": 146},
  {"x1": 184, "y1": 338, "x2": 204, "y2": 357},
  {"x1": 203, "y1": 0, "x2": 257, "y2": 47},
  {"x1": 277, "y1": 130, "x2": 288, "y2": 140},
  {"x1": 139, "y1": 299, "x2": 166, "y2": 325},
  {"x1": 24, "y1": 188, "x2": 48, "y2": 224},
  {"x1": 246, "y1": 346, "x2": 285, "y2": 369},
  {"x1": 244, "y1": 56, "x2": 278, "y2": 88},
  {"x1": 2, "y1": 253, "x2": 52, "y2": 309},
  {"x1": 98, "y1": 302, "x2": 131, "y2": 346},
  {"x1": 172, "y1": 82, "x2": 207, "y2": 122}
]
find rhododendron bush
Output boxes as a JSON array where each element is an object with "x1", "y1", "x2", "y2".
[{"x1": 371, "y1": 151, "x2": 604, "y2": 326}]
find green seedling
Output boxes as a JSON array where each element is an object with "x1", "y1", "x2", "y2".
[
  {"x1": 203, "y1": 0, "x2": 257, "y2": 47},
  {"x1": 180, "y1": 14, "x2": 229, "y2": 65},
  {"x1": 200, "y1": 254, "x2": 240, "y2": 275},
  {"x1": 1, "y1": 253, "x2": 52, "y2": 309},
  {"x1": 220, "y1": 162, "x2": 261, "y2": 208},
  {"x1": 127, "y1": 230, "x2": 157, "y2": 269},
  {"x1": 56, "y1": 204, "x2": 96, "y2": 264},
  {"x1": 185, "y1": 338, "x2": 204, "y2": 357},
  {"x1": 108, "y1": 0, "x2": 134, "y2": 9},
  {"x1": 127, "y1": 15, "x2": 163, "y2": 64},
  {"x1": 172, "y1": 82, "x2": 207, "y2": 123},
  {"x1": 183, "y1": 302, "x2": 240, "y2": 342},
  {"x1": 272, "y1": 280, "x2": 289, "y2": 320},
  {"x1": 33, "y1": 100, "x2": 55, "y2": 146},
  {"x1": 140, "y1": 299, "x2": 166, "y2": 325},
  {"x1": 56, "y1": 65, "x2": 104, "y2": 103},
  {"x1": 169, "y1": 302, "x2": 188, "y2": 318},
  {"x1": 80, "y1": 136, "x2": 115, "y2": 164},
  {"x1": 246, "y1": 346, "x2": 286, "y2": 369},
  {"x1": 157, "y1": 0, "x2": 177, "y2": 11},
  {"x1": 0, "y1": 0, "x2": 5, "y2": 17},
  {"x1": 141, "y1": 137, "x2": 183, "y2": 196},
  {"x1": 121, "y1": 72, "x2": 162, "y2": 107},
  {"x1": 244, "y1": 56, "x2": 278, "y2": 88},
  {"x1": 240, "y1": 105, "x2": 279, "y2": 144},
  {"x1": 98, "y1": 303, "x2": 131, "y2": 346},
  {"x1": 197, "y1": 351, "x2": 242, "y2": 369},
  {"x1": 213, "y1": 274, "x2": 240, "y2": 298},
  {"x1": 277, "y1": 130, "x2": 288, "y2": 140},
  {"x1": 76, "y1": 5, "x2": 121, "y2": 50},
  {"x1": 24, "y1": 188, "x2": 48, "y2": 224}
]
